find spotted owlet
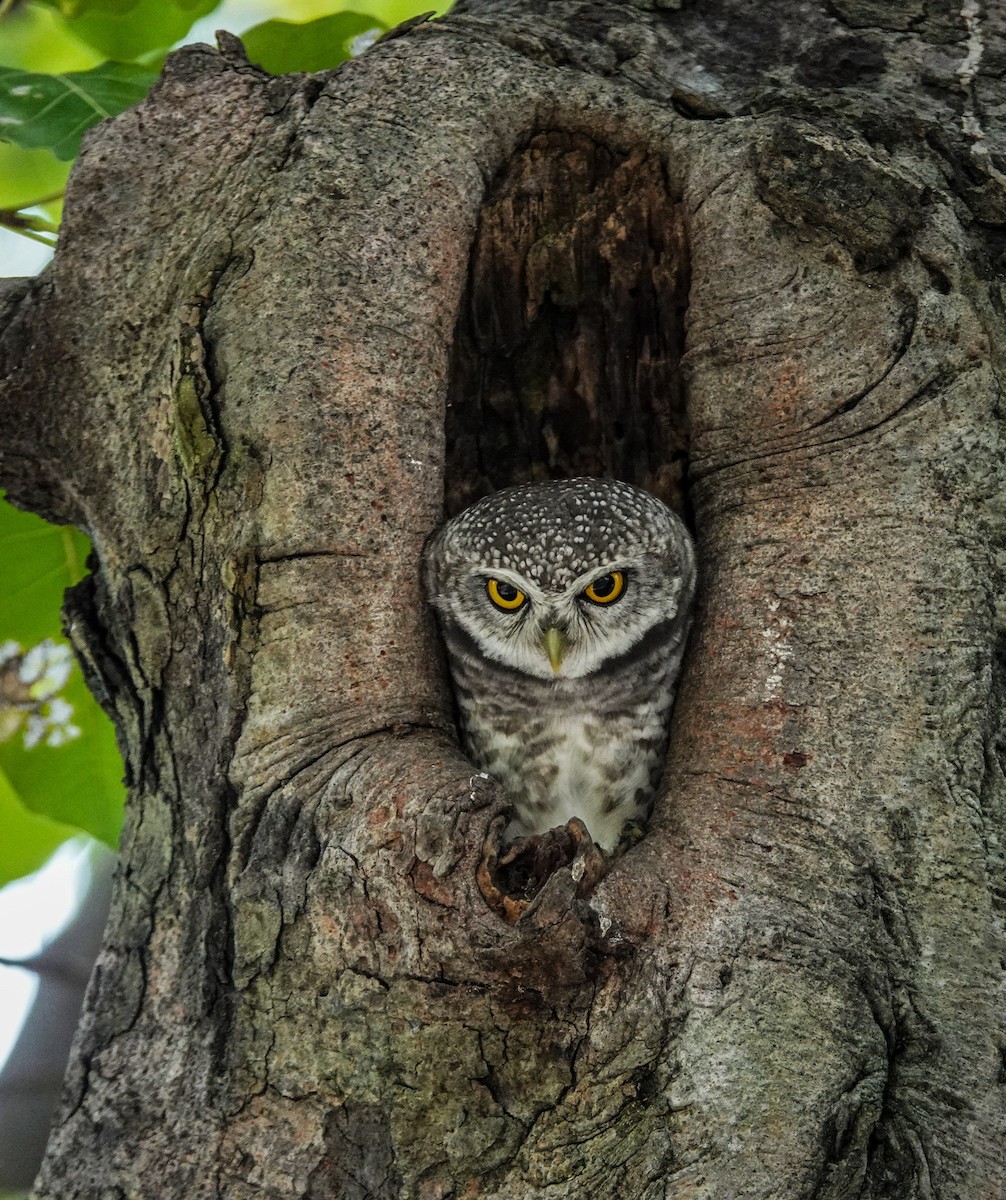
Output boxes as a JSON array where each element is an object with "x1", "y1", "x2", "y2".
[{"x1": 423, "y1": 478, "x2": 696, "y2": 851}]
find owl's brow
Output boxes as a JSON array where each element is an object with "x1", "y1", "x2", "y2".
[
  {"x1": 466, "y1": 565, "x2": 545, "y2": 600},
  {"x1": 559, "y1": 558, "x2": 646, "y2": 597}
]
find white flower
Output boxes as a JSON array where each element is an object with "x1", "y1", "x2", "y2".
[
  {"x1": 0, "y1": 639, "x2": 81, "y2": 750},
  {"x1": 19, "y1": 639, "x2": 73, "y2": 701},
  {"x1": 46, "y1": 697, "x2": 74, "y2": 725},
  {"x1": 23, "y1": 714, "x2": 45, "y2": 749},
  {"x1": 46, "y1": 723, "x2": 81, "y2": 748}
]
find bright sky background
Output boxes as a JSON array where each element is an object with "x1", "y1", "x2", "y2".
[
  {"x1": 0, "y1": 839, "x2": 97, "y2": 1069},
  {"x1": 0, "y1": 234, "x2": 51, "y2": 278}
]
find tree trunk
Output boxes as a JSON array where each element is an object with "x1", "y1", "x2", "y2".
[{"x1": 2, "y1": 2, "x2": 1005, "y2": 1195}]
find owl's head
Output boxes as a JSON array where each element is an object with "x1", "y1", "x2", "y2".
[{"x1": 423, "y1": 478, "x2": 695, "y2": 681}]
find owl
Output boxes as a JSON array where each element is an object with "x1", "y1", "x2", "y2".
[{"x1": 423, "y1": 477, "x2": 696, "y2": 852}]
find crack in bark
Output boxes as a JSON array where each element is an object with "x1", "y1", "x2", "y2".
[
  {"x1": 807, "y1": 303, "x2": 917, "y2": 428},
  {"x1": 692, "y1": 358, "x2": 956, "y2": 486}
]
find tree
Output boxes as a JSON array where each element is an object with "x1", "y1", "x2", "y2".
[{"x1": 2, "y1": 0, "x2": 1005, "y2": 1195}]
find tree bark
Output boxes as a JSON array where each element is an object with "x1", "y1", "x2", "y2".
[{"x1": 2, "y1": 2, "x2": 1005, "y2": 1196}]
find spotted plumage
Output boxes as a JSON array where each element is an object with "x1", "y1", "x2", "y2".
[{"x1": 423, "y1": 478, "x2": 696, "y2": 851}]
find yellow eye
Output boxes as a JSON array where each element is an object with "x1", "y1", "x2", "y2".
[
  {"x1": 487, "y1": 578, "x2": 527, "y2": 611},
  {"x1": 582, "y1": 571, "x2": 625, "y2": 605}
]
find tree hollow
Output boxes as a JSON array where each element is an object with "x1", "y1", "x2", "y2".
[{"x1": 446, "y1": 131, "x2": 690, "y2": 523}]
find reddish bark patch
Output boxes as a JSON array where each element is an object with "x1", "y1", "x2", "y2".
[{"x1": 410, "y1": 858, "x2": 455, "y2": 908}]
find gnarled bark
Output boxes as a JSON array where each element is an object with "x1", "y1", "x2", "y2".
[{"x1": 1, "y1": 2, "x2": 1004, "y2": 1196}]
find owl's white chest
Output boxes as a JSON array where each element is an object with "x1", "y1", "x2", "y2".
[{"x1": 463, "y1": 700, "x2": 665, "y2": 852}]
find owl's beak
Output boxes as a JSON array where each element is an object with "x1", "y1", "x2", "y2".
[{"x1": 542, "y1": 626, "x2": 568, "y2": 673}]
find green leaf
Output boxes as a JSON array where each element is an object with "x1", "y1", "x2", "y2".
[
  {"x1": 0, "y1": 499, "x2": 88, "y2": 646},
  {"x1": 346, "y1": 0, "x2": 450, "y2": 24},
  {"x1": 0, "y1": 61, "x2": 159, "y2": 160},
  {"x1": 33, "y1": 0, "x2": 145, "y2": 17},
  {"x1": 0, "y1": 143, "x2": 70, "y2": 209},
  {"x1": 0, "y1": 2, "x2": 104, "y2": 72},
  {"x1": 0, "y1": 497, "x2": 124, "y2": 852},
  {"x1": 54, "y1": 0, "x2": 224, "y2": 63},
  {"x1": 241, "y1": 11, "x2": 385, "y2": 74},
  {"x1": 0, "y1": 663, "x2": 125, "y2": 849},
  {"x1": 0, "y1": 763, "x2": 78, "y2": 889}
]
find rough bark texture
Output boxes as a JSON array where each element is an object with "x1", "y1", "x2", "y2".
[{"x1": 1, "y1": 1, "x2": 1005, "y2": 1196}]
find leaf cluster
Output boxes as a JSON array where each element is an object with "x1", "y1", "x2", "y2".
[{"x1": 0, "y1": 497, "x2": 122, "y2": 885}]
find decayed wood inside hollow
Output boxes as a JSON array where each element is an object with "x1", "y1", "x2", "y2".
[{"x1": 445, "y1": 131, "x2": 690, "y2": 520}]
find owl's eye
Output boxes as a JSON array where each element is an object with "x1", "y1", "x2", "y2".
[
  {"x1": 582, "y1": 571, "x2": 625, "y2": 605},
  {"x1": 486, "y1": 578, "x2": 527, "y2": 611}
]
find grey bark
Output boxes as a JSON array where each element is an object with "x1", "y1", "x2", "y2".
[{"x1": 1, "y1": 1, "x2": 1004, "y2": 1196}]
